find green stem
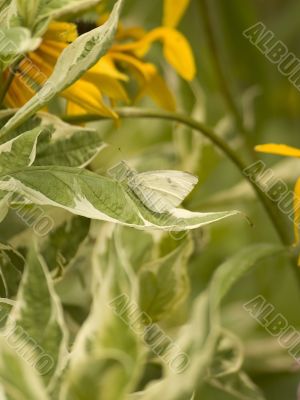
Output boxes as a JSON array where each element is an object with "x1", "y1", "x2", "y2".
[
  {"x1": 0, "y1": 59, "x2": 20, "y2": 107},
  {"x1": 0, "y1": 71, "x2": 14, "y2": 107},
  {"x1": 62, "y1": 108, "x2": 290, "y2": 246},
  {"x1": 197, "y1": 0, "x2": 249, "y2": 141}
]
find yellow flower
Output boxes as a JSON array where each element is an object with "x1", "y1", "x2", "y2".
[
  {"x1": 4, "y1": 3, "x2": 196, "y2": 118},
  {"x1": 255, "y1": 143, "x2": 300, "y2": 246},
  {"x1": 4, "y1": 22, "x2": 121, "y2": 118},
  {"x1": 111, "y1": 26, "x2": 196, "y2": 81}
]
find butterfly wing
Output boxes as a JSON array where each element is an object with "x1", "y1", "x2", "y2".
[
  {"x1": 128, "y1": 170, "x2": 198, "y2": 213},
  {"x1": 108, "y1": 161, "x2": 135, "y2": 181}
]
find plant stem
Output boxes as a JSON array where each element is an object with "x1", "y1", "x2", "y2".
[
  {"x1": 0, "y1": 59, "x2": 20, "y2": 107},
  {"x1": 62, "y1": 108, "x2": 290, "y2": 246},
  {"x1": 0, "y1": 71, "x2": 14, "y2": 107},
  {"x1": 197, "y1": 0, "x2": 249, "y2": 141}
]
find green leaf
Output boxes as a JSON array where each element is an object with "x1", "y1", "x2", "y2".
[
  {"x1": 54, "y1": 238, "x2": 94, "y2": 308},
  {"x1": 0, "y1": 242, "x2": 25, "y2": 298},
  {"x1": 14, "y1": 0, "x2": 42, "y2": 28},
  {"x1": 0, "y1": 191, "x2": 11, "y2": 223},
  {"x1": 111, "y1": 226, "x2": 155, "y2": 273},
  {"x1": 0, "y1": 4, "x2": 10, "y2": 28},
  {"x1": 209, "y1": 330, "x2": 244, "y2": 379},
  {"x1": 41, "y1": 216, "x2": 90, "y2": 274},
  {"x1": 35, "y1": 128, "x2": 107, "y2": 167},
  {"x1": 7, "y1": 245, "x2": 68, "y2": 387},
  {"x1": 60, "y1": 228, "x2": 145, "y2": 400},
  {"x1": 0, "y1": 111, "x2": 41, "y2": 144},
  {"x1": 0, "y1": 166, "x2": 239, "y2": 231},
  {"x1": 204, "y1": 330, "x2": 265, "y2": 400},
  {"x1": 0, "y1": 298, "x2": 14, "y2": 328},
  {"x1": 0, "y1": 127, "x2": 43, "y2": 174},
  {"x1": 38, "y1": 0, "x2": 102, "y2": 20},
  {"x1": 0, "y1": 336, "x2": 49, "y2": 400},
  {"x1": 0, "y1": 0, "x2": 11, "y2": 9},
  {"x1": 0, "y1": 27, "x2": 40, "y2": 68},
  {"x1": 199, "y1": 371, "x2": 266, "y2": 400},
  {"x1": 0, "y1": 0, "x2": 125, "y2": 138},
  {"x1": 90, "y1": 225, "x2": 193, "y2": 323},
  {"x1": 4, "y1": 0, "x2": 101, "y2": 36},
  {"x1": 0, "y1": 113, "x2": 106, "y2": 165},
  {"x1": 138, "y1": 238, "x2": 193, "y2": 321},
  {"x1": 133, "y1": 244, "x2": 283, "y2": 400},
  {"x1": 133, "y1": 293, "x2": 216, "y2": 400},
  {"x1": 208, "y1": 243, "x2": 285, "y2": 318},
  {"x1": 0, "y1": 110, "x2": 15, "y2": 125}
]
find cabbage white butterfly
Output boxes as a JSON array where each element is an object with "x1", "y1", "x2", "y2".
[{"x1": 108, "y1": 161, "x2": 198, "y2": 213}]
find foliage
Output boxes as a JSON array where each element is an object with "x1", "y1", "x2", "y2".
[{"x1": 0, "y1": 0, "x2": 299, "y2": 399}]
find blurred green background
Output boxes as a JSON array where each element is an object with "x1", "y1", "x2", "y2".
[{"x1": 90, "y1": 1, "x2": 300, "y2": 398}]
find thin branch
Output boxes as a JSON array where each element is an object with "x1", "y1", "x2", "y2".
[
  {"x1": 197, "y1": 0, "x2": 249, "y2": 140},
  {"x1": 0, "y1": 58, "x2": 21, "y2": 107}
]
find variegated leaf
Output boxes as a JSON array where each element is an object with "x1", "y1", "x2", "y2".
[
  {"x1": 0, "y1": 242, "x2": 24, "y2": 298},
  {"x1": 0, "y1": 27, "x2": 40, "y2": 69},
  {"x1": 60, "y1": 226, "x2": 145, "y2": 400},
  {"x1": 35, "y1": 128, "x2": 107, "y2": 168},
  {"x1": 0, "y1": 127, "x2": 43, "y2": 174},
  {"x1": 39, "y1": 0, "x2": 102, "y2": 20},
  {"x1": 6, "y1": 245, "x2": 68, "y2": 387},
  {"x1": 14, "y1": 0, "x2": 42, "y2": 28},
  {"x1": 4, "y1": 0, "x2": 101, "y2": 31},
  {"x1": 138, "y1": 238, "x2": 193, "y2": 321},
  {"x1": 0, "y1": 0, "x2": 124, "y2": 138},
  {"x1": 130, "y1": 244, "x2": 283, "y2": 400},
  {"x1": 0, "y1": 166, "x2": 239, "y2": 231},
  {"x1": 0, "y1": 336, "x2": 49, "y2": 400},
  {"x1": 41, "y1": 216, "x2": 90, "y2": 273}
]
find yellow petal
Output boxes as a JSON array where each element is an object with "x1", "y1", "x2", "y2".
[
  {"x1": 67, "y1": 102, "x2": 87, "y2": 116},
  {"x1": 4, "y1": 91, "x2": 17, "y2": 108},
  {"x1": 43, "y1": 22, "x2": 78, "y2": 43},
  {"x1": 83, "y1": 71, "x2": 129, "y2": 102},
  {"x1": 116, "y1": 26, "x2": 146, "y2": 41},
  {"x1": 163, "y1": 0, "x2": 190, "y2": 28},
  {"x1": 108, "y1": 52, "x2": 175, "y2": 110},
  {"x1": 109, "y1": 52, "x2": 152, "y2": 81},
  {"x1": 5, "y1": 73, "x2": 33, "y2": 108},
  {"x1": 114, "y1": 53, "x2": 176, "y2": 110},
  {"x1": 62, "y1": 80, "x2": 117, "y2": 119},
  {"x1": 90, "y1": 56, "x2": 128, "y2": 81},
  {"x1": 37, "y1": 40, "x2": 66, "y2": 64},
  {"x1": 113, "y1": 27, "x2": 196, "y2": 81},
  {"x1": 255, "y1": 144, "x2": 300, "y2": 158},
  {"x1": 143, "y1": 71, "x2": 176, "y2": 111},
  {"x1": 159, "y1": 27, "x2": 196, "y2": 80},
  {"x1": 19, "y1": 53, "x2": 52, "y2": 89},
  {"x1": 293, "y1": 178, "x2": 300, "y2": 246},
  {"x1": 111, "y1": 41, "x2": 150, "y2": 58},
  {"x1": 27, "y1": 52, "x2": 53, "y2": 77}
]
